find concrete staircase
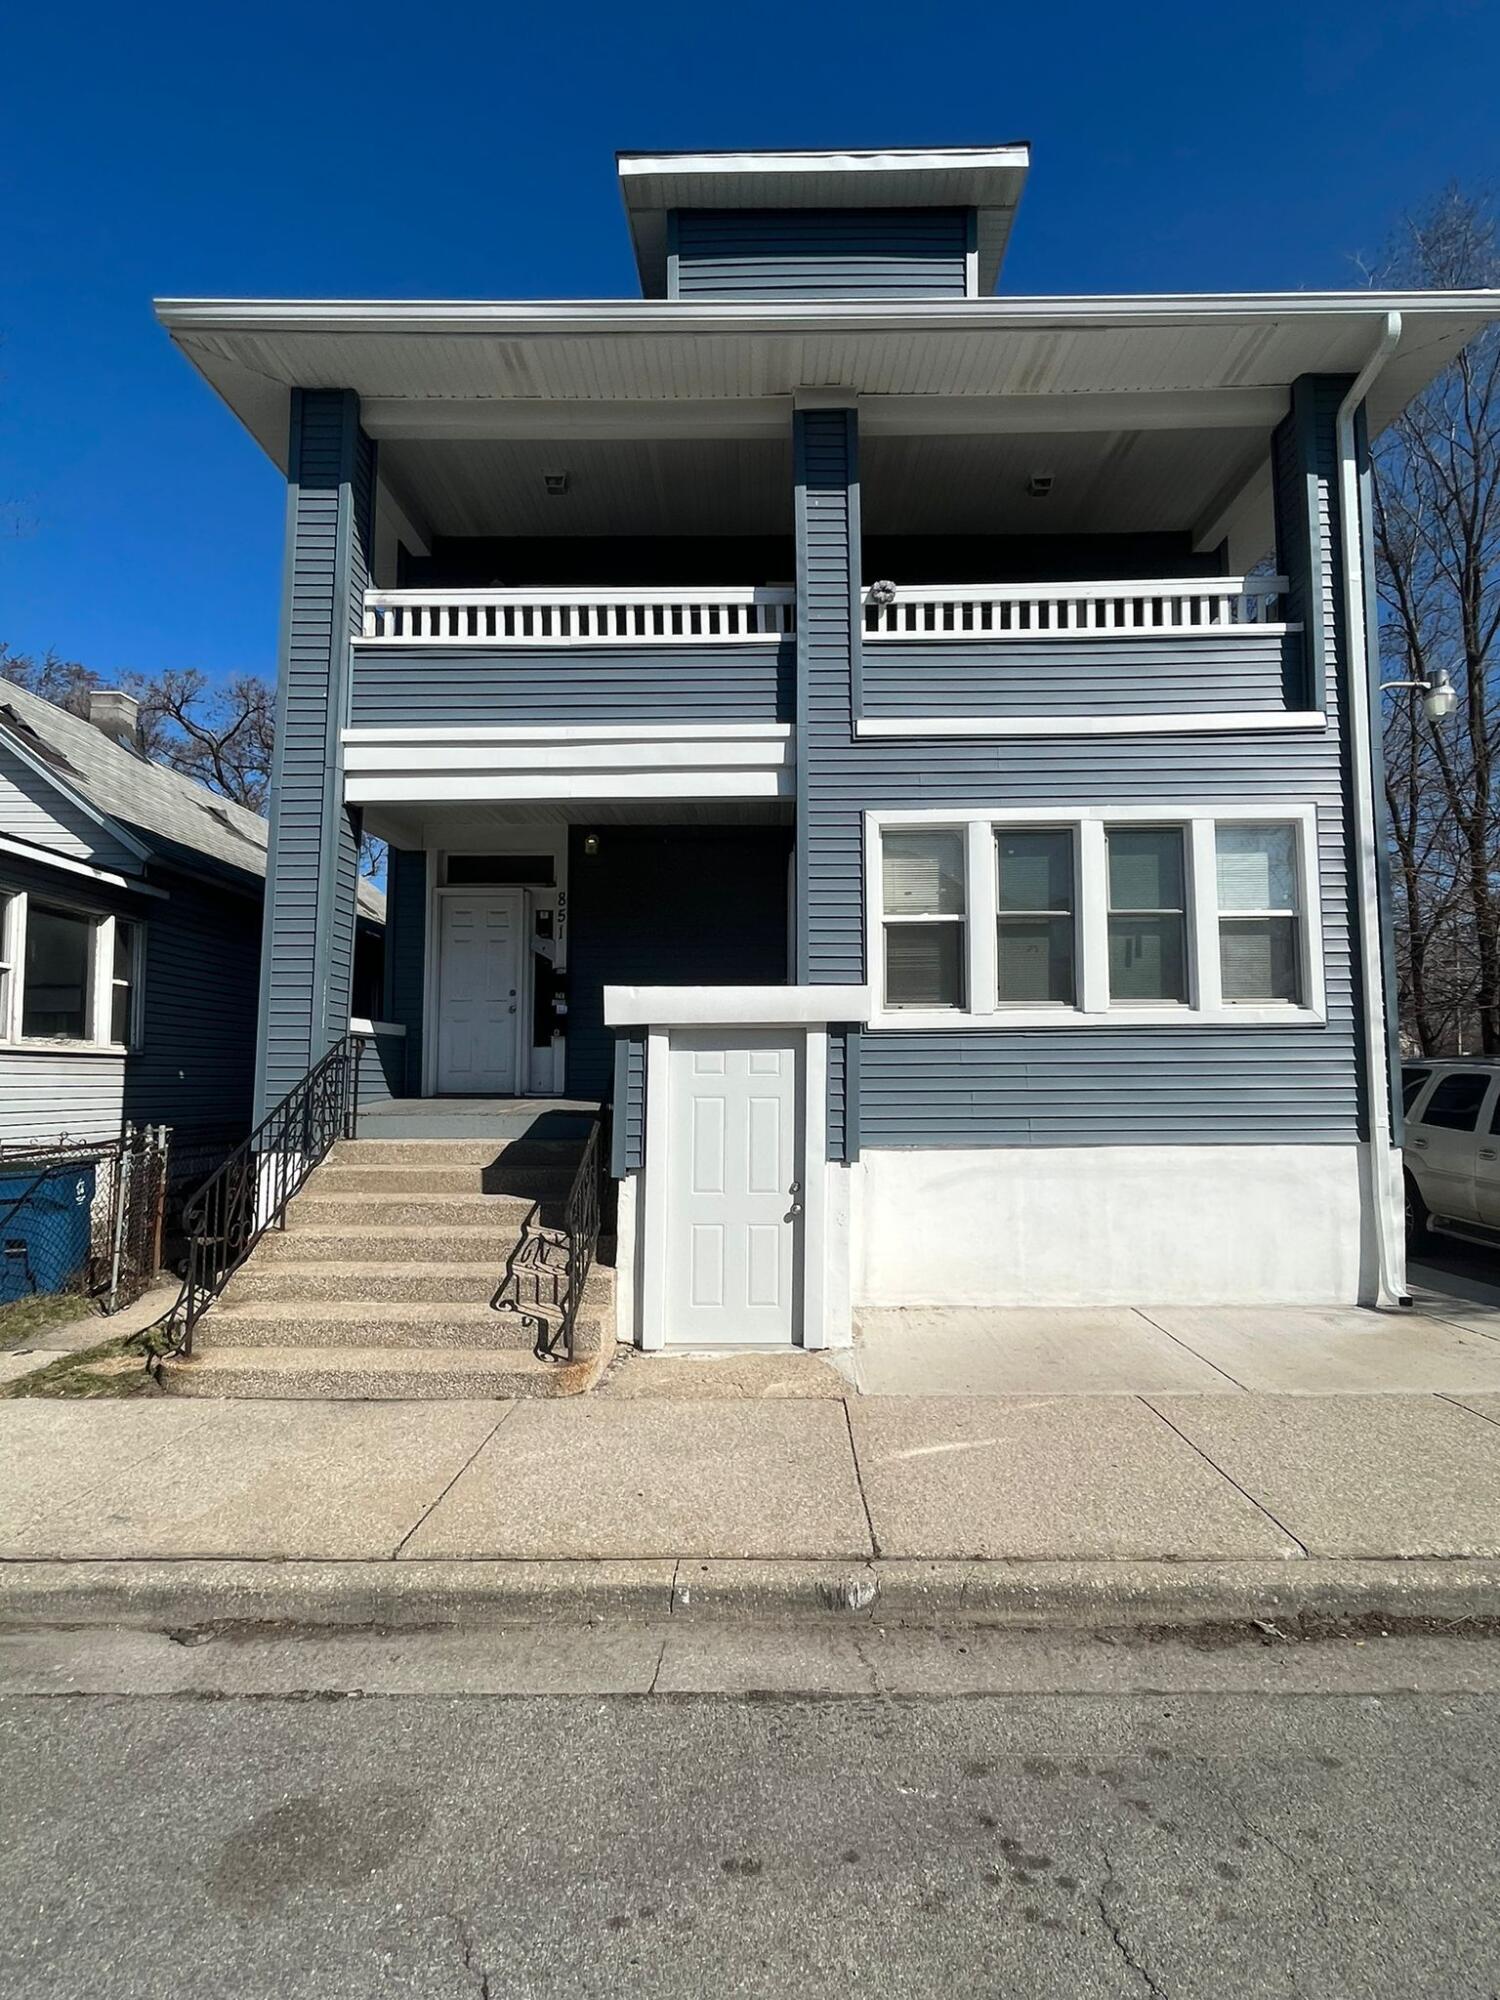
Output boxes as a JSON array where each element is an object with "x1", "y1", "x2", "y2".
[{"x1": 158, "y1": 1135, "x2": 614, "y2": 1399}]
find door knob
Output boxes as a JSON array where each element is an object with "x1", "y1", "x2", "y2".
[
  {"x1": 787, "y1": 1202, "x2": 803, "y2": 1218},
  {"x1": 1482, "y1": 1148, "x2": 1497, "y2": 1161}
]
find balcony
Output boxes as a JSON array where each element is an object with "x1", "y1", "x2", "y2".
[{"x1": 343, "y1": 572, "x2": 1307, "y2": 820}]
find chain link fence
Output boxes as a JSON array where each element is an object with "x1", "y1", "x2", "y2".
[{"x1": 0, "y1": 1126, "x2": 171, "y2": 1315}]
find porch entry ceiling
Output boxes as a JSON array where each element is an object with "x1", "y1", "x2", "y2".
[
  {"x1": 377, "y1": 425, "x2": 1271, "y2": 541},
  {"x1": 361, "y1": 798, "x2": 793, "y2": 848}
]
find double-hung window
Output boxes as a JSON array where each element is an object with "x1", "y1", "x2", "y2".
[
  {"x1": 0, "y1": 891, "x2": 143, "y2": 1050},
  {"x1": 880, "y1": 830, "x2": 966, "y2": 1009},
  {"x1": 996, "y1": 829, "x2": 1075, "y2": 1005},
  {"x1": 870, "y1": 806, "x2": 1322, "y2": 1026},
  {"x1": 1215, "y1": 825, "x2": 1301, "y2": 1004},
  {"x1": 1105, "y1": 827, "x2": 1189, "y2": 1005}
]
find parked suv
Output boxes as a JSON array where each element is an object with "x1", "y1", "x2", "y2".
[{"x1": 1402, "y1": 1058, "x2": 1500, "y2": 1252}]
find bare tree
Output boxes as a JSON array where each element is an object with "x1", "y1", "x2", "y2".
[
  {"x1": 1370, "y1": 187, "x2": 1500, "y2": 1054},
  {"x1": 133, "y1": 668, "x2": 275, "y2": 813}
]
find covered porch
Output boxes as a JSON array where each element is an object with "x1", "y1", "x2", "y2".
[{"x1": 352, "y1": 803, "x2": 794, "y2": 1112}]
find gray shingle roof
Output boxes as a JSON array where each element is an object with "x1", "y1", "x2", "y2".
[{"x1": 0, "y1": 679, "x2": 384, "y2": 921}]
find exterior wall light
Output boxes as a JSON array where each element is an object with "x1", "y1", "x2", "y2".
[
  {"x1": 1381, "y1": 671, "x2": 1458, "y2": 723},
  {"x1": 582, "y1": 833, "x2": 601, "y2": 857}
]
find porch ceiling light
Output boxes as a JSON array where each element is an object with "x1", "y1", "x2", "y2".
[{"x1": 1381, "y1": 670, "x2": 1457, "y2": 723}]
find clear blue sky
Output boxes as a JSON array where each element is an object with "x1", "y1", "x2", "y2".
[{"x1": 2, "y1": 0, "x2": 1495, "y2": 685}]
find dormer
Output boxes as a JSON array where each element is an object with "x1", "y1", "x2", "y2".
[{"x1": 617, "y1": 144, "x2": 1030, "y2": 302}]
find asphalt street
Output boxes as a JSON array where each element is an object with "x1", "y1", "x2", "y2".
[{"x1": 4, "y1": 1629, "x2": 1500, "y2": 1997}]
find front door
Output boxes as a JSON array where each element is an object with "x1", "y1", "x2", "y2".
[
  {"x1": 436, "y1": 891, "x2": 520, "y2": 1094},
  {"x1": 666, "y1": 1030, "x2": 802, "y2": 1346}
]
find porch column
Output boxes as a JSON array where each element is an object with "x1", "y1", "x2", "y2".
[
  {"x1": 791, "y1": 397, "x2": 861, "y2": 984},
  {"x1": 253, "y1": 388, "x2": 375, "y2": 1119}
]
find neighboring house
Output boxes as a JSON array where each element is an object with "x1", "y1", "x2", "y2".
[
  {"x1": 154, "y1": 141, "x2": 1500, "y2": 1350},
  {"x1": 0, "y1": 679, "x2": 384, "y2": 1173}
]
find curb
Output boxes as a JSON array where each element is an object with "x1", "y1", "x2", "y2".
[{"x1": 3, "y1": 1558, "x2": 1499, "y2": 1636}]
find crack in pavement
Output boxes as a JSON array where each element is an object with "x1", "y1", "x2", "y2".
[
  {"x1": 1095, "y1": 1847, "x2": 1168, "y2": 1999},
  {"x1": 448, "y1": 1914, "x2": 494, "y2": 1999}
]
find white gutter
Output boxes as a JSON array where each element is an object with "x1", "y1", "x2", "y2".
[
  {"x1": 151, "y1": 289, "x2": 1500, "y2": 338},
  {"x1": 1336, "y1": 310, "x2": 1406, "y2": 1307}
]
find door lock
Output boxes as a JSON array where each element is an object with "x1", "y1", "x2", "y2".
[{"x1": 788, "y1": 1181, "x2": 802, "y2": 1195}]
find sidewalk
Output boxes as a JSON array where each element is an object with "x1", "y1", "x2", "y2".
[{"x1": 4, "y1": 1384, "x2": 1500, "y2": 1634}]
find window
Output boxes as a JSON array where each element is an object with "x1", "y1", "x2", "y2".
[
  {"x1": 23, "y1": 904, "x2": 91, "y2": 1039},
  {"x1": 111, "y1": 920, "x2": 139, "y2": 1046},
  {"x1": 1419, "y1": 1072, "x2": 1491, "y2": 1132},
  {"x1": 996, "y1": 829, "x2": 1075, "y2": 1004},
  {"x1": 1216, "y1": 825, "x2": 1301, "y2": 1004},
  {"x1": 1401, "y1": 1067, "x2": 1432, "y2": 1115},
  {"x1": 1107, "y1": 827, "x2": 1188, "y2": 1004},
  {"x1": 881, "y1": 830, "x2": 965, "y2": 1009},
  {"x1": 867, "y1": 806, "x2": 1324, "y2": 1028},
  {"x1": 0, "y1": 893, "x2": 143, "y2": 1049}
]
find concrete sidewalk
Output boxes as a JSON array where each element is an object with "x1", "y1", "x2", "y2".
[{"x1": 4, "y1": 1388, "x2": 1500, "y2": 1634}]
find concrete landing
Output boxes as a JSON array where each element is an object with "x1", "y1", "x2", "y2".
[{"x1": 356, "y1": 1097, "x2": 598, "y2": 1142}]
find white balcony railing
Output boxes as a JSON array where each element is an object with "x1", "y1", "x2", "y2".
[
  {"x1": 359, "y1": 577, "x2": 1292, "y2": 647},
  {"x1": 860, "y1": 576, "x2": 1291, "y2": 640},
  {"x1": 360, "y1": 586, "x2": 797, "y2": 646}
]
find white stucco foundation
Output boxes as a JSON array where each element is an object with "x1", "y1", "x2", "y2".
[{"x1": 851, "y1": 1144, "x2": 1380, "y2": 1307}]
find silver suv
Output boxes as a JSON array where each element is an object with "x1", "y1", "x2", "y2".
[{"x1": 1402, "y1": 1058, "x2": 1500, "y2": 1252}]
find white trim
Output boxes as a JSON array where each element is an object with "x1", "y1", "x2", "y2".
[
  {"x1": 349, "y1": 1018, "x2": 406, "y2": 1037},
  {"x1": 345, "y1": 738, "x2": 791, "y2": 773},
  {"x1": 345, "y1": 722, "x2": 791, "y2": 745},
  {"x1": 854, "y1": 711, "x2": 1326, "y2": 739},
  {"x1": 0, "y1": 833, "x2": 166, "y2": 895},
  {"x1": 616, "y1": 144, "x2": 1033, "y2": 181},
  {"x1": 420, "y1": 847, "x2": 440, "y2": 1096},
  {"x1": 0, "y1": 890, "x2": 145, "y2": 1055},
  {"x1": 360, "y1": 585, "x2": 794, "y2": 647},
  {"x1": 865, "y1": 805, "x2": 1327, "y2": 1032},
  {"x1": 605, "y1": 984, "x2": 871, "y2": 1028},
  {"x1": 156, "y1": 290, "x2": 1500, "y2": 337},
  {"x1": 799, "y1": 1029, "x2": 830, "y2": 1349},
  {"x1": 640, "y1": 1028, "x2": 671, "y2": 1352},
  {"x1": 347, "y1": 772, "x2": 795, "y2": 805}
]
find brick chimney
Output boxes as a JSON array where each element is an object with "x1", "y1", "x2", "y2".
[{"x1": 87, "y1": 689, "x2": 142, "y2": 750}]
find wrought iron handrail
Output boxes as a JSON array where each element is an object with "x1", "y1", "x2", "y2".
[
  {"x1": 494, "y1": 1117, "x2": 603, "y2": 1363},
  {"x1": 156, "y1": 1033, "x2": 363, "y2": 1358}
]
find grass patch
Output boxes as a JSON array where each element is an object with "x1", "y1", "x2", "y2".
[
  {"x1": 0, "y1": 1291, "x2": 94, "y2": 1352},
  {"x1": 2, "y1": 1335, "x2": 157, "y2": 1400}
]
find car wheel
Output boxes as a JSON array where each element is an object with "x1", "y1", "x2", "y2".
[{"x1": 1405, "y1": 1172, "x2": 1435, "y2": 1254}]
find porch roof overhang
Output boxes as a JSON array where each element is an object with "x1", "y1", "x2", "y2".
[{"x1": 156, "y1": 289, "x2": 1500, "y2": 472}]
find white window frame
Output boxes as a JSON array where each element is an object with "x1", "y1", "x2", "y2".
[
  {"x1": 865, "y1": 804, "x2": 1325, "y2": 1031},
  {"x1": 0, "y1": 889, "x2": 144, "y2": 1053}
]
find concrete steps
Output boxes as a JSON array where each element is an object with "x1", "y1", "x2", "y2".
[
  {"x1": 163, "y1": 1130, "x2": 613, "y2": 1401},
  {"x1": 159, "y1": 1343, "x2": 607, "y2": 1400}
]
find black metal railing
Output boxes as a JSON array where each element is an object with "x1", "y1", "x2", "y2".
[
  {"x1": 157, "y1": 1033, "x2": 362, "y2": 1358},
  {"x1": 495, "y1": 1117, "x2": 603, "y2": 1362}
]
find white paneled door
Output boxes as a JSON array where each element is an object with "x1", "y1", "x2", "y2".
[
  {"x1": 665, "y1": 1030, "x2": 802, "y2": 1346},
  {"x1": 436, "y1": 891, "x2": 520, "y2": 1095}
]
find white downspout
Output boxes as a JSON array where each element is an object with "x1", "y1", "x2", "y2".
[{"x1": 1336, "y1": 309, "x2": 1405, "y2": 1307}]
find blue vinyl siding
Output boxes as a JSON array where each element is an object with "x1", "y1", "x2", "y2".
[
  {"x1": 254, "y1": 389, "x2": 374, "y2": 1118},
  {"x1": 673, "y1": 208, "x2": 971, "y2": 299},
  {"x1": 612, "y1": 1031, "x2": 646, "y2": 1176},
  {"x1": 567, "y1": 826, "x2": 790, "y2": 1105},
  {"x1": 860, "y1": 631, "x2": 1303, "y2": 720},
  {"x1": 381, "y1": 847, "x2": 426, "y2": 1095},
  {"x1": 796, "y1": 380, "x2": 1366, "y2": 1153},
  {"x1": 349, "y1": 641, "x2": 794, "y2": 729},
  {"x1": 356, "y1": 1030, "x2": 407, "y2": 1107}
]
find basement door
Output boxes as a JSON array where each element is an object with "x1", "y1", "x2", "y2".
[
  {"x1": 665, "y1": 1029, "x2": 803, "y2": 1346},
  {"x1": 436, "y1": 890, "x2": 521, "y2": 1094}
]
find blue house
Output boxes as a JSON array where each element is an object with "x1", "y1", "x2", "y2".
[
  {"x1": 152, "y1": 144, "x2": 1500, "y2": 1393},
  {"x1": 0, "y1": 679, "x2": 383, "y2": 1179}
]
